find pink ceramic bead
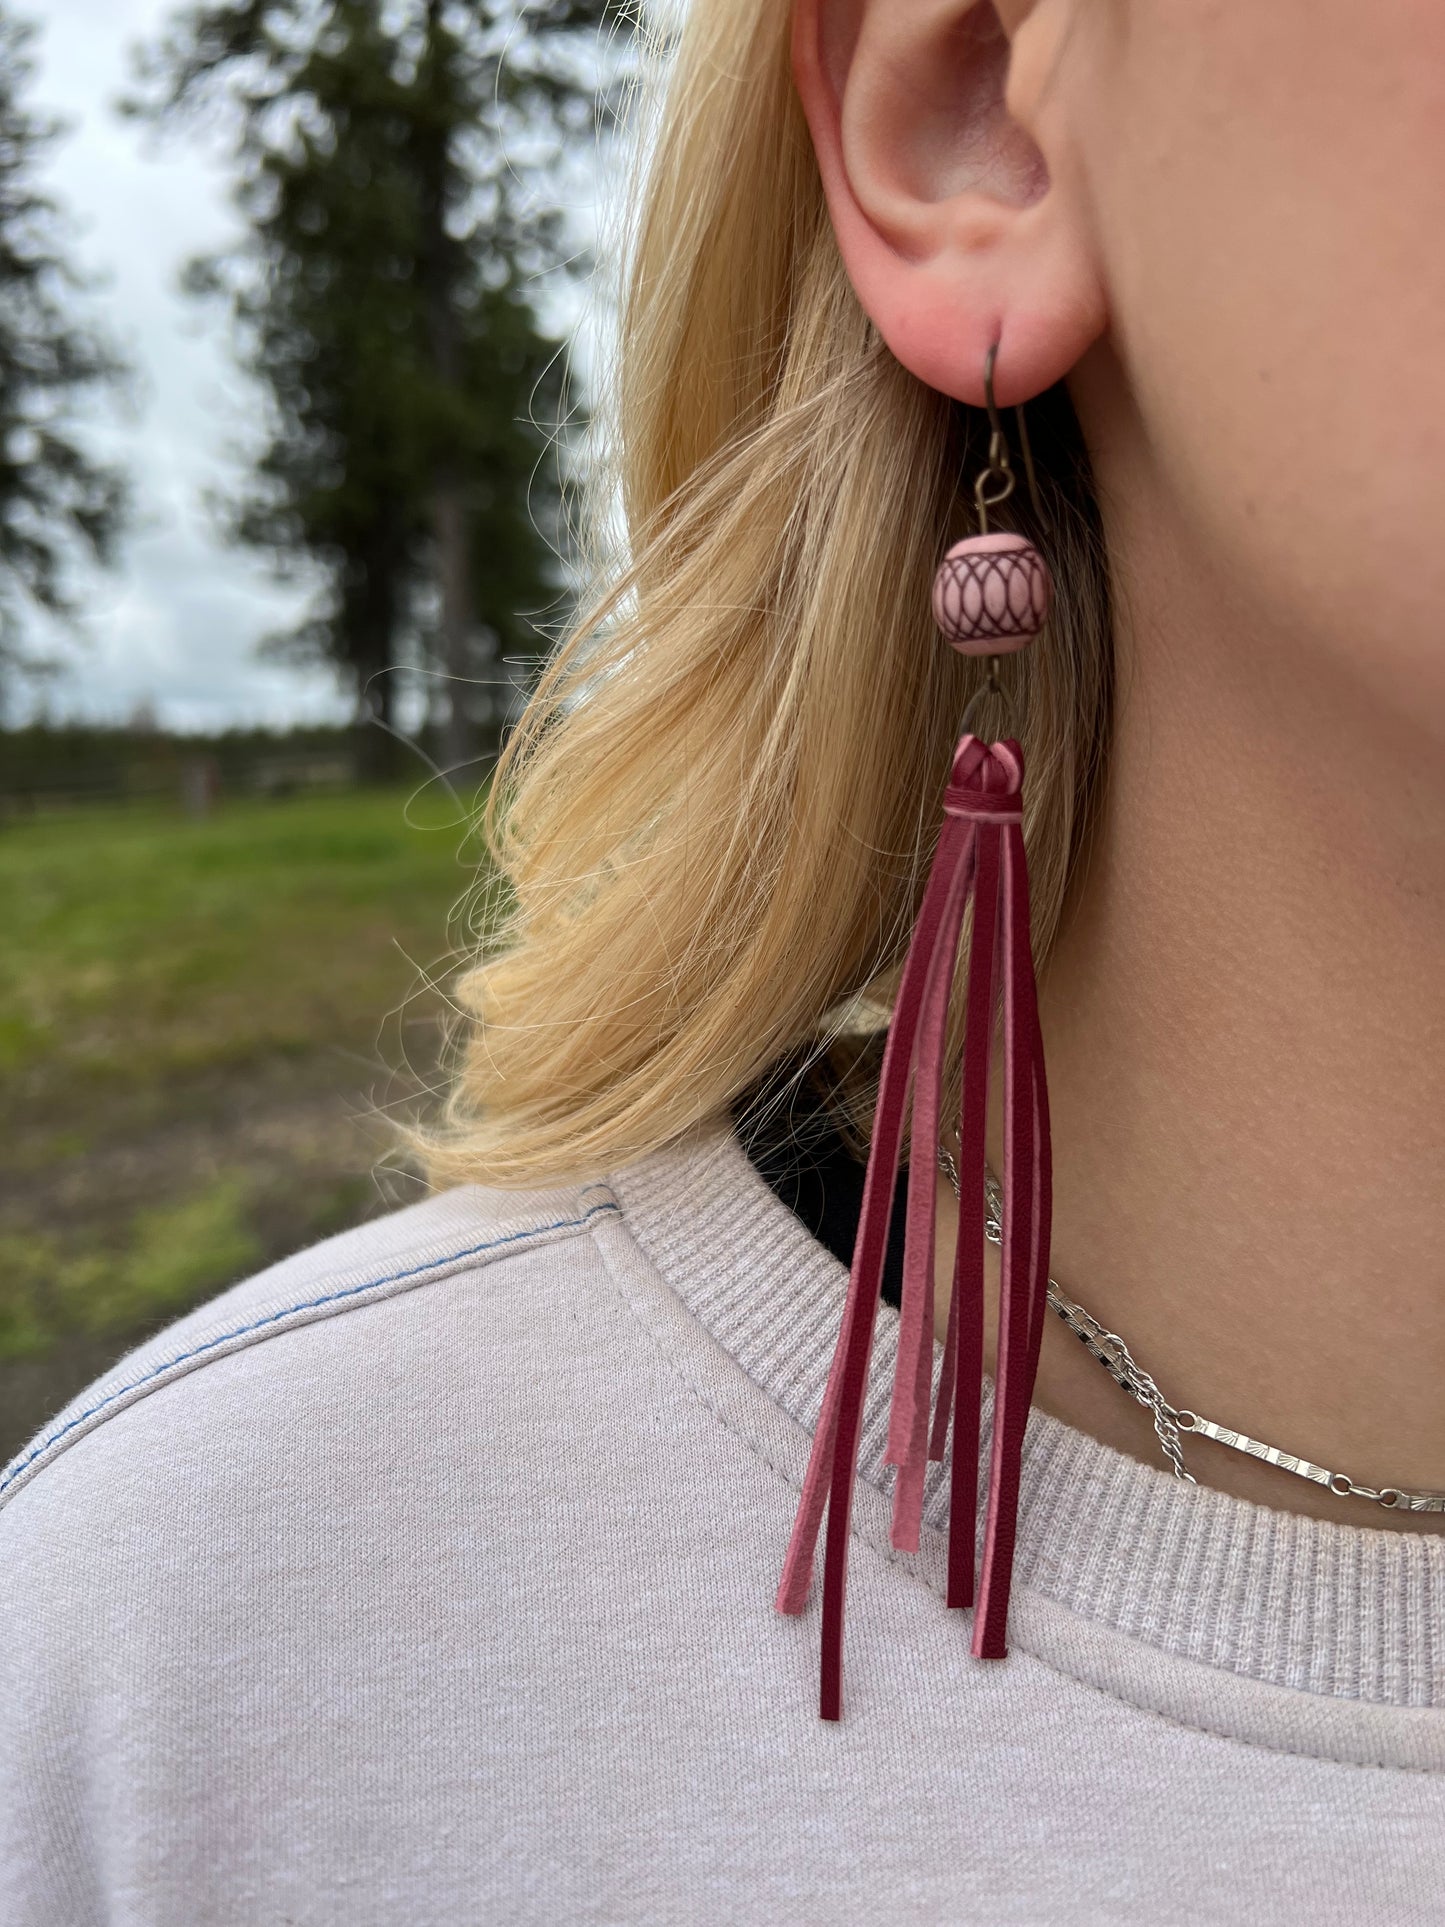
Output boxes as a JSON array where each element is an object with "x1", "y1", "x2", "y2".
[{"x1": 932, "y1": 531, "x2": 1051, "y2": 653}]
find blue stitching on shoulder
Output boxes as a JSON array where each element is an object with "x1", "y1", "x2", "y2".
[{"x1": 0, "y1": 1195, "x2": 619, "y2": 1500}]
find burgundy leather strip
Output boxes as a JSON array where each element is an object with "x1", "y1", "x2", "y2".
[
  {"x1": 972, "y1": 805, "x2": 1052, "y2": 1659},
  {"x1": 815, "y1": 811, "x2": 975, "y2": 1719},
  {"x1": 1020, "y1": 897, "x2": 1054, "y2": 1436},
  {"x1": 942, "y1": 818, "x2": 1002, "y2": 1609},
  {"x1": 773, "y1": 810, "x2": 973, "y2": 1628}
]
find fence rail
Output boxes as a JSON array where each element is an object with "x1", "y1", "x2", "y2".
[{"x1": 0, "y1": 750, "x2": 362, "y2": 819}]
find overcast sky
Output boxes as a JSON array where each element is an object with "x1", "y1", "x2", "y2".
[{"x1": 26, "y1": 0, "x2": 605, "y2": 733}]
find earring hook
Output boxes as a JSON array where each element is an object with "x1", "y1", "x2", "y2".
[
  {"x1": 979, "y1": 340, "x2": 1047, "y2": 529},
  {"x1": 961, "y1": 342, "x2": 1048, "y2": 739},
  {"x1": 982, "y1": 342, "x2": 1006, "y2": 447}
]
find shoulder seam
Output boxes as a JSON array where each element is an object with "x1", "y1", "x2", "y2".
[{"x1": 0, "y1": 1191, "x2": 620, "y2": 1513}]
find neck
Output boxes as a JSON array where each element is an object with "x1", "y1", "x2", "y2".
[{"x1": 939, "y1": 433, "x2": 1445, "y2": 1533}]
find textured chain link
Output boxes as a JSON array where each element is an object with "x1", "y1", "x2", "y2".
[{"x1": 935, "y1": 1148, "x2": 1445, "y2": 1514}]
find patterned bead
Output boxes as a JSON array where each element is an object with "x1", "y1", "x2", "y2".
[{"x1": 932, "y1": 532, "x2": 1051, "y2": 654}]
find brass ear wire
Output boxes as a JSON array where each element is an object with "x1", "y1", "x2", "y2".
[
  {"x1": 977, "y1": 340, "x2": 1048, "y2": 533},
  {"x1": 959, "y1": 342, "x2": 1049, "y2": 738}
]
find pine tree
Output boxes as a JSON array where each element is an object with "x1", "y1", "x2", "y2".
[
  {"x1": 129, "y1": 0, "x2": 632, "y2": 777},
  {"x1": 0, "y1": 8, "x2": 130, "y2": 719}
]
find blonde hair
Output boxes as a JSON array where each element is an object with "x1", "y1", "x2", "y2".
[{"x1": 423, "y1": 0, "x2": 1113, "y2": 1189}]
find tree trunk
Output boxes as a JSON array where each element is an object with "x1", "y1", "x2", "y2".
[
  {"x1": 353, "y1": 654, "x2": 402, "y2": 783},
  {"x1": 350, "y1": 551, "x2": 403, "y2": 784},
  {"x1": 420, "y1": 0, "x2": 482, "y2": 785},
  {"x1": 433, "y1": 483, "x2": 482, "y2": 778}
]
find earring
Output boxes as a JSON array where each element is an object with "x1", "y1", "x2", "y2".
[{"x1": 775, "y1": 344, "x2": 1055, "y2": 1721}]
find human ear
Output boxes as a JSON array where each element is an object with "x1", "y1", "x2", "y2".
[{"x1": 792, "y1": 0, "x2": 1106, "y2": 405}]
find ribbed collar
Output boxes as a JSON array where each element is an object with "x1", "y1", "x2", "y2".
[{"x1": 611, "y1": 1118, "x2": 1443, "y2": 1710}]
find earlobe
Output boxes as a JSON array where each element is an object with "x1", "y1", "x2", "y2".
[{"x1": 792, "y1": 0, "x2": 1105, "y2": 406}]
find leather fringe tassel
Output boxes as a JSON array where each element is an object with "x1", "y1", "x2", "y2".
[{"x1": 774, "y1": 732, "x2": 1053, "y2": 1721}]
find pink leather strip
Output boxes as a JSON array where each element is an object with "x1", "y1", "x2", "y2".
[{"x1": 886, "y1": 825, "x2": 977, "y2": 1552}]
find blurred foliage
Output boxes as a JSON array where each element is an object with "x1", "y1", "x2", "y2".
[
  {"x1": 0, "y1": 8, "x2": 131, "y2": 713},
  {"x1": 0, "y1": 784, "x2": 495, "y2": 1453},
  {"x1": 125, "y1": 0, "x2": 636, "y2": 774}
]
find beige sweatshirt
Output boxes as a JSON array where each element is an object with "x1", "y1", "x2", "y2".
[{"x1": 1, "y1": 1119, "x2": 1441, "y2": 1925}]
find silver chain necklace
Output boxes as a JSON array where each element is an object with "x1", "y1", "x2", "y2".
[{"x1": 936, "y1": 1147, "x2": 1445, "y2": 1516}]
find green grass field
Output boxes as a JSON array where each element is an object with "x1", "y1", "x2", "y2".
[{"x1": 0, "y1": 784, "x2": 492, "y2": 1460}]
